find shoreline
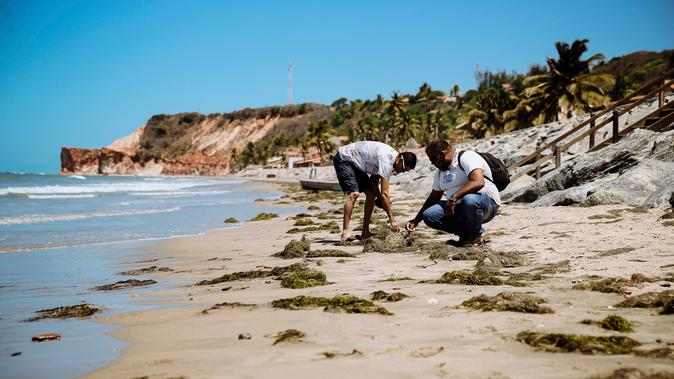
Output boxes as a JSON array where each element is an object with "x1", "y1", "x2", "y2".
[{"x1": 78, "y1": 187, "x2": 674, "y2": 379}]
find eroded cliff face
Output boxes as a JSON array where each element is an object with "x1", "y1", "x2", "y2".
[{"x1": 60, "y1": 104, "x2": 331, "y2": 176}]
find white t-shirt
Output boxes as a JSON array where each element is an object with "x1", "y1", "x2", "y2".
[
  {"x1": 431, "y1": 150, "x2": 502, "y2": 205},
  {"x1": 338, "y1": 141, "x2": 398, "y2": 181}
]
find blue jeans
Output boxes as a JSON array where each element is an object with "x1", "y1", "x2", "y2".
[{"x1": 421, "y1": 193, "x2": 499, "y2": 241}]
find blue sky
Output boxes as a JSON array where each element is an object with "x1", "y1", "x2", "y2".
[{"x1": 1, "y1": 0, "x2": 672, "y2": 173}]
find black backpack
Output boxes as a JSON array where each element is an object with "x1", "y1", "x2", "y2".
[{"x1": 458, "y1": 151, "x2": 511, "y2": 191}]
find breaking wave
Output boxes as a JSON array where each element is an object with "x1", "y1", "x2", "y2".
[{"x1": 0, "y1": 207, "x2": 182, "y2": 226}]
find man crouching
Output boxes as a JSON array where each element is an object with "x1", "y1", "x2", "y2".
[
  {"x1": 333, "y1": 141, "x2": 417, "y2": 242},
  {"x1": 406, "y1": 140, "x2": 500, "y2": 246}
]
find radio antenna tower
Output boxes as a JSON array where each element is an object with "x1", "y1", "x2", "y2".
[{"x1": 288, "y1": 62, "x2": 293, "y2": 105}]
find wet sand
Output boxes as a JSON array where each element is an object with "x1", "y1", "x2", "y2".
[{"x1": 80, "y1": 189, "x2": 674, "y2": 379}]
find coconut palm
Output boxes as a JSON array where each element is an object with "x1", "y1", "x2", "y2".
[
  {"x1": 308, "y1": 120, "x2": 333, "y2": 157},
  {"x1": 521, "y1": 39, "x2": 614, "y2": 122}
]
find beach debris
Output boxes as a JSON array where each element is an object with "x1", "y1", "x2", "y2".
[
  {"x1": 459, "y1": 292, "x2": 553, "y2": 314},
  {"x1": 287, "y1": 221, "x2": 341, "y2": 234},
  {"x1": 92, "y1": 279, "x2": 157, "y2": 291},
  {"x1": 427, "y1": 298, "x2": 439, "y2": 304},
  {"x1": 595, "y1": 247, "x2": 635, "y2": 257},
  {"x1": 588, "y1": 368, "x2": 674, "y2": 379},
  {"x1": 508, "y1": 272, "x2": 547, "y2": 282},
  {"x1": 197, "y1": 262, "x2": 307, "y2": 285},
  {"x1": 516, "y1": 331, "x2": 640, "y2": 355},
  {"x1": 370, "y1": 290, "x2": 409, "y2": 302},
  {"x1": 409, "y1": 346, "x2": 444, "y2": 358},
  {"x1": 10, "y1": 352, "x2": 21, "y2": 357},
  {"x1": 117, "y1": 266, "x2": 172, "y2": 276},
  {"x1": 281, "y1": 271, "x2": 329, "y2": 289},
  {"x1": 614, "y1": 290, "x2": 674, "y2": 313},
  {"x1": 26, "y1": 304, "x2": 101, "y2": 322},
  {"x1": 272, "y1": 329, "x2": 305, "y2": 345},
  {"x1": 293, "y1": 218, "x2": 316, "y2": 226},
  {"x1": 321, "y1": 349, "x2": 363, "y2": 359},
  {"x1": 201, "y1": 302, "x2": 257, "y2": 315},
  {"x1": 305, "y1": 249, "x2": 355, "y2": 258},
  {"x1": 581, "y1": 315, "x2": 634, "y2": 332},
  {"x1": 633, "y1": 347, "x2": 674, "y2": 359},
  {"x1": 273, "y1": 236, "x2": 311, "y2": 259},
  {"x1": 224, "y1": 217, "x2": 239, "y2": 223},
  {"x1": 426, "y1": 269, "x2": 525, "y2": 286},
  {"x1": 362, "y1": 230, "x2": 409, "y2": 253},
  {"x1": 290, "y1": 213, "x2": 312, "y2": 219},
  {"x1": 572, "y1": 274, "x2": 656, "y2": 294},
  {"x1": 248, "y1": 212, "x2": 278, "y2": 221},
  {"x1": 530, "y1": 260, "x2": 571, "y2": 275},
  {"x1": 271, "y1": 295, "x2": 393, "y2": 315},
  {"x1": 238, "y1": 333, "x2": 252, "y2": 340},
  {"x1": 32, "y1": 333, "x2": 61, "y2": 342},
  {"x1": 378, "y1": 276, "x2": 415, "y2": 282}
]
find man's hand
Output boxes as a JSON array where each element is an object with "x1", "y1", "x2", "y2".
[
  {"x1": 406, "y1": 218, "x2": 419, "y2": 232},
  {"x1": 389, "y1": 220, "x2": 400, "y2": 233},
  {"x1": 443, "y1": 197, "x2": 457, "y2": 217}
]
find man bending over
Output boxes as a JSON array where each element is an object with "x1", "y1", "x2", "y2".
[
  {"x1": 406, "y1": 140, "x2": 500, "y2": 247},
  {"x1": 333, "y1": 141, "x2": 417, "y2": 242}
]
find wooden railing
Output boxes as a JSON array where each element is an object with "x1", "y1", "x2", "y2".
[{"x1": 508, "y1": 67, "x2": 674, "y2": 181}]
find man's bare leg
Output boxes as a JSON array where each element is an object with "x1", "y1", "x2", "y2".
[
  {"x1": 362, "y1": 190, "x2": 376, "y2": 239},
  {"x1": 340, "y1": 192, "x2": 359, "y2": 241}
]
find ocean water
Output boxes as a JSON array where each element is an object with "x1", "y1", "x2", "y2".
[{"x1": 0, "y1": 173, "x2": 294, "y2": 379}]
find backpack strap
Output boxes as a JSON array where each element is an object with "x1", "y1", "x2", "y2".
[{"x1": 457, "y1": 150, "x2": 495, "y2": 184}]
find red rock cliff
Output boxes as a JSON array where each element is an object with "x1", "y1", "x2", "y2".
[{"x1": 60, "y1": 104, "x2": 331, "y2": 176}]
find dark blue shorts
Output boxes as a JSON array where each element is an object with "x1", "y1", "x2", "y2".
[{"x1": 333, "y1": 154, "x2": 372, "y2": 194}]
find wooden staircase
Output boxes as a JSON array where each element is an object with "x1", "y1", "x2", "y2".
[{"x1": 508, "y1": 67, "x2": 674, "y2": 181}]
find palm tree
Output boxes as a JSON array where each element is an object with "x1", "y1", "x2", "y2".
[
  {"x1": 457, "y1": 87, "x2": 513, "y2": 137},
  {"x1": 308, "y1": 120, "x2": 333, "y2": 157},
  {"x1": 521, "y1": 39, "x2": 614, "y2": 122},
  {"x1": 384, "y1": 91, "x2": 409, "y2": 146}
]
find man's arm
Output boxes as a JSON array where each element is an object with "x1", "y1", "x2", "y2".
[
  {"x1": 370, "y1": 175, "x2": 399, "y2": 232},
  {"x1": 406, "y1": 190, "x2": 444, "y2": 231},
  {"x1": 444, "y1": 169, "x2": 485, "y2": 216}
]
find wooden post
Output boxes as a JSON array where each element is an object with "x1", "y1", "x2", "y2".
[
  {"x1": 554, "y1": 144, "x2": 561, "y2": 168},
  {"x1": 659, "y1": 79, "x2": 666, "y2": 108},
  {"x1": 589, "y1": 119, "x2": 595, "y2": 149},
  {"x1": 612, "y1": 111, "x2": 619, "y2": 143},
  {"x1": 535, "y1": 151, "x2": 541, "y2": 179}
]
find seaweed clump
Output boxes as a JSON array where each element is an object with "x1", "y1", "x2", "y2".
[
  {"x1": 281, "y1": 271, "x2": 329, "y2": 289},
  {"x1": 224, "y1": 217, "x2": 239, "y2": 223},
  {"x1": 26, "y1": 304, "x2": 101, "y2": 322},
  {"x1": 378, "y1": 276, "x2": 415, "y2": 282},
  {"x1": 573, "y1": 274, "x2": 656, "y2": 294},
  {"x1": 117, "y1": 266, "x2": 172, "y2": 276},
  {"x1": 588, "y1": 368, "x2": 674, "y2": 379},
  {"x1": 429, "y1": 269, "x2": 525, "y2": 286},
  {"x1": 272, "y1": 329, "x2": 305, "y2": 345},
  {"x1": 615, "y1": 290, "x2": 674, "y2": 314},
  {"x1": 459, "y1": 292, "x2": 553, "y2": 314},
  {"x1": 197, "y1": 262, "x2": 307, "y2": 285},
  {"x1": 201, "y1": 302, "x2": 257, "y2": 315},
  {"x1": 273, "y1": 236, "x2": 311, "y2": 259},
  {"x1": 362, "y1": 230, "x2": 409, "y2": 253},
  {"x1": 530, "y1": 260, "x2": 571, "y2": 275},
  {"x1": 249, "y1": 213, "x2": 278, "y2": 221},
  {"x1": 581, "y1": 315, "x2": 634, "y2": 332},
  {"x1": 92, "y1": 279, "x2": 156, "y2": 291},
  {"x1": 287, "y1": 221, "x2": 340, "y2": 234},
  {"x1": 516, "y1": 331, "x2": 640, "y2": 355},
  {"x1": 370, "y1": 290, "x2": 409, "y2": 302},
  {"x1": 293, "y1": 218, "x2": 316, "y2": 226},
  {"x1": 321, "y1": 349, "x2": 363, "y2": 359},
  {"x1": 271, "y1": 295, "x2": 393, "y2": 315},
  {"x1": 305, "y1": 249, "x2": 355, "y2": 258}
]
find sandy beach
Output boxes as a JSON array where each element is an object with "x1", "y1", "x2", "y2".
[{"x1": 79, "y1": 184, "x2": 674, "y2": 379}]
